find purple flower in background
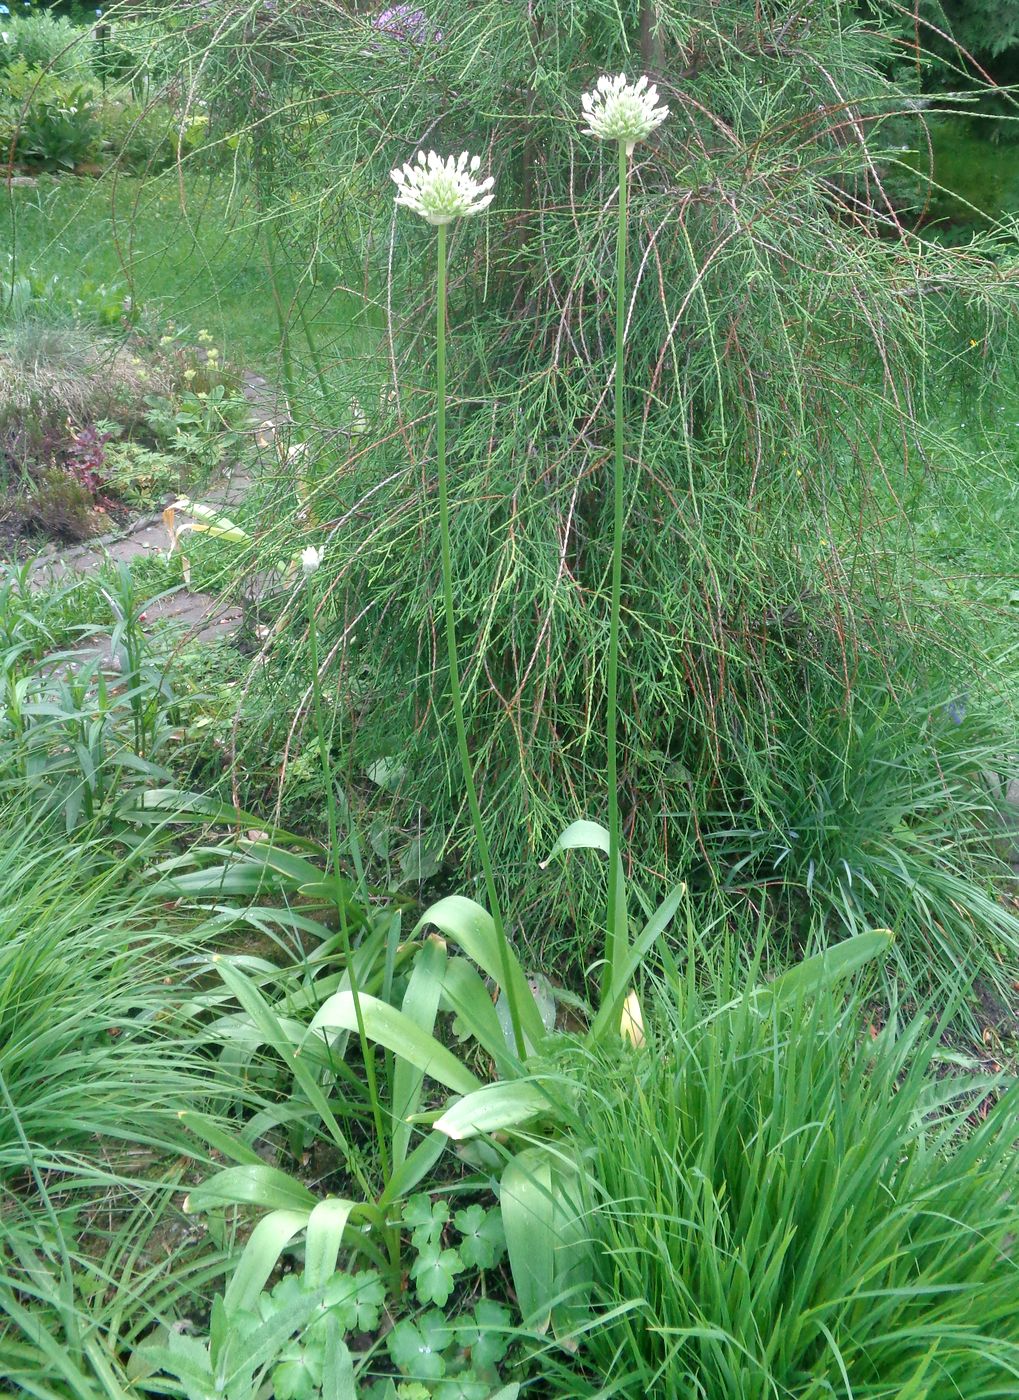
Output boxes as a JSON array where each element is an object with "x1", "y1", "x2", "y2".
[
  {"x1": 945, "y1": 694, "x2": 968, "y2": 726},
  {"x1": 373, "y1": 4, "x2": 442, "y2": 45}
]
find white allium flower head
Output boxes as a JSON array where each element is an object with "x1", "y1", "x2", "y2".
[
  {"x1": 390, "y1": 150, "x2": 495, "y2": 226},
  {"x1": 301, "y1": 545, "x2": 324, "y2": 576},
  {"x1": 580, "y1": 73, "x2": 669, "y2": 154}
]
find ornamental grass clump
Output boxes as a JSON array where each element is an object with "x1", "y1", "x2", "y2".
[{"x1": 556, "y1": 963, "x2": 1019, "y2": 1398}]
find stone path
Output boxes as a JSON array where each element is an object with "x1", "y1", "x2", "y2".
[{"x1": 28, "y1": 370, "x2": 282, "y2": 655}]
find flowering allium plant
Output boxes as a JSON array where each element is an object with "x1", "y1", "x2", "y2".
[
  {"x1": 580, "y1": 73, "x2": 669, "y2": 153},
  {"x1": 390, "y1": 151, "x2": 495, "y2": 226}
]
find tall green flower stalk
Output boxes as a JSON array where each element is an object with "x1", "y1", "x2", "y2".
[
  {"x1": 581, "y1": 74, "x2": 669, "y2": 995},
  {"x1": 605, "y1": 136, "x2": 629, "y2": 997},
  {"x1": 302, "y1": 547, "x2": 390, "y2": 1184},
  {"x1": 391, "y1": 151, "x2": 527, "y2": 1060}
]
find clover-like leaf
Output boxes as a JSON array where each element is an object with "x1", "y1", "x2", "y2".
[
  {"x1": 268, "y1": 1273, "x2": 308, "y2": 1313},
  {"x1": 273, "y1": 1344, "x2": 322, "y2": 1400},
  {"x1": 453, "y1": 1204, "x2": 506, "y2": 1271},
  {"x1": 434, "y1": 1377, "x2": 491, "y2": 1400},
  {"x1": 387, "y1": 1310, "x2": 452, "y2": 1381},
  {"x1": 455, "y1": 1299, "x2": 512, "y2": 1373},
  {"x1": 404, "y1": 1192, "x2": 449, "y2": 1251},
  {"x1": 321, "y1": 1268, "x2": 386, "y2": 1333},
  {"x1": 410, "y1": 1243, "x2": 465, "y2": 1306}
]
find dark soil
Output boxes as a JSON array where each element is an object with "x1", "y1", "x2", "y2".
[
  {"x1": 0, "y1": 508, "x2": 32, "y2": 562},
  {"x1": 0, "y1": 491, "x2": 133, "y2": 561}
]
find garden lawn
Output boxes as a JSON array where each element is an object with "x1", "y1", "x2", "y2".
[{"x1": 2, "y1": 169, "x2": 361, "y2": 370}]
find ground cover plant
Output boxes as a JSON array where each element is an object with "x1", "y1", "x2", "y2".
[{"x1": 3, "y1": 0, "x2": 1019, "y2": 1395}]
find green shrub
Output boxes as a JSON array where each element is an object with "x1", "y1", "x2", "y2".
[
  {"x1": 100, "y1": 96, "x2": 181, "y2": 171},
  {"x1": 179, "y1": 0, "x2": 1019, "y2": 993},
  {"x1": 0, "y1": 11, "x2": 94, "y2": 82},
  {"x1": 0, "y1": 57, "x2": 100, "y2": 168},
  {"x1": 96, "y1": 93, "x2": 209, "y2": 175},
  {"x1": 559, "y1": 965, "x2": 1019, "y2": 1398}
]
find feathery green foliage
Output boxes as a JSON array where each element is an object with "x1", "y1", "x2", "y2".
[{"x1": 144, "y1": 0, "x2": 1019, "y2": 996}]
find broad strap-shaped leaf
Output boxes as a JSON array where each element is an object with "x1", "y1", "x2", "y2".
[
  {"x1": 223, "y1": 1208, "x2": 310, "y2": 1313},
  {"x1": 234, "y1": 840, "x2": 329, "y2": 891},
  {"x1": 212, "y1": 956, "x2": 369, "y2": 1192},
  {"x1": 304, "y1": 1197, "x2": 356, "y2": 1288},
  {"x1": 547, "y1": 1157, "x2": 594, "y2": 1343},
  {"x1": 435, "y1": 1081, "x2": 558, "y2": 1140},
  {"x1": 306, "y1": 990, "x2": 481, "y2": 1097},
  {"x1": 501, "y1": 1149, "x2": 555, "y2": 1333},
  {"x1": 501, "y1": 1148, "x2": 593, "y2": 1339},
  {"x1": 542, "y1": 820, "x2": 629, "y2": 994},
  {"x1": 321, "y1": 1314, "x2": 357, "y2": 1400},
  {"x1": 412, "y1": 896, "x2": 546, "y2": 1049},
  {"x1": 751, "y1": 930, "x2": 893, "y2": 1012},
  {"x1": 184, "y1": 1163, "x2": 317, "y2": 1215},
  {"x1": 151, "y1": 863, "x2": 276, "y2": 898},
  {"x1": 441, "y1": 955, "x2": 518, "y2": 1075},
  {"x1": 176, "y1": 1111, "x2": 263, "y2": 1167},
  {"x1": 136, "y1": 787, "x2": 314, "y2": 846},
  {"x1": 392, "y1": 936, "x2": 447, "y2": 1170},
  {"x1": 379, "y1": 1130, "x2": 449, "y2": 1210}
]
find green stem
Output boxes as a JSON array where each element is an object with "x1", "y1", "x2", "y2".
[
  {"x1": 261, "y1": 218, "x2": 298, "y2": 416},
  {"x1": 605, "y1": 140, "x2": 629, "y2": 998},
  {"x1": 306, "y1": 579, "x2": 391, "y2": 1187},
  {"x1": 292, "y1": 262, "x2": 331, "y2": 403},
  {"x1": 435, "y1": 221, "x2": 527, "y2": 1061}
]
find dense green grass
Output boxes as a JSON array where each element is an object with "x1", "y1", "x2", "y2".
[
  {"x1": 556, "y1": 962, "x2": 1019, "y2": 1399},
  {"x1": 2, "y1": 170, "x2": 361, "y2": 371},
  {"x1": 0, "y1": 803, "x2": 243, "y2": 1398}
]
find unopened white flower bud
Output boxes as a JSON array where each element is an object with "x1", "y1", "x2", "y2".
[{"x1": 301, "y1": 545, "x2": 323, "y2": 576}]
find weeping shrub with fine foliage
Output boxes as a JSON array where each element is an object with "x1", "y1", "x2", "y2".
[{"x1": 157, "y1": 0, "x2": 1019, "y2": 987}]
